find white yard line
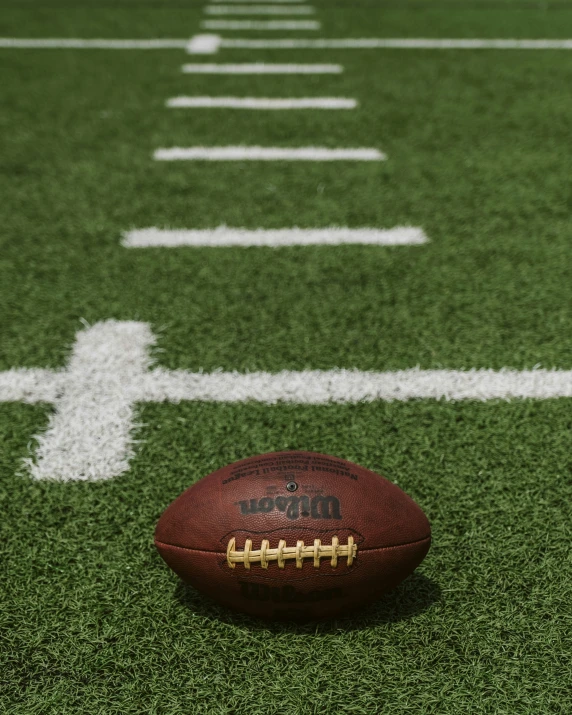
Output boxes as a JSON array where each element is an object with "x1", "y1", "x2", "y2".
[
  {"x1": 153, "y1": 146, "x2": 386, "y2": 161},
  {"x1": 1, "y1": 321, "x2": 571, "y2": 481},
  {"x1": 2, "y1": 37, "x2": 572, "y2": 52},
  {"x1": 140, "y1": 368, "x2": 572, "y2": 404},
  {"x1": 0, "y1": 369, "x2": 67, "y2": 403},
  {"x1": 181, "y1": 63, "x2": 343, "y2": 73},
  {"x1": 166, "y1": 96, "x2": 356, "y2": 109},
  {"x1": 220, "y1": 37, "x2": 572, "y2": 49},
  {"x1": 0, "y1": 38, "x2": 189, "y2": 49},
  {"x1": 204, "y1": 5, "x2": 315, "y2": 15},
  {"x1": 201, "y1": 20, "x2": 320, "y2": 30},
  {"x1": 122, "y1": 226, "x2": 428, "y2": 247},
  {"x1": 186, "y1": 34, "x2": 572, "y2": 53}
]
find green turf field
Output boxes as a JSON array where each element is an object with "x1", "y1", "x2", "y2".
[{"x1": 1, "y1": 1, "x2": 571, "y2": 713}]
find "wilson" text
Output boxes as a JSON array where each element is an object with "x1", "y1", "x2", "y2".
[{"x1": 236, "y1": 495, "x2": 342, "y2": 520}]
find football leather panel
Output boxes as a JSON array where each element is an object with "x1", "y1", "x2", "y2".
[
  {"x1": 155, "y1": 536, "x2": 430, "y2": 620},
  {"x1": 155, "y1": 451, "x2": 430, "y2": 554}
]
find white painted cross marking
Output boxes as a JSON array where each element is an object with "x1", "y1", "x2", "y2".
[
  {"x1": 166, "y1": 96, "x2": 356, "y2": 109},
  {"x1": 13, "y1": 321, "x2": 155, "y2": 482},
  {"x1": 153, "y1": 146, "x2": 386, "y2": 161},
  {"x1": 181, "y1": 63, "x2": 343, "y2": 74},
  {"x1": 122, "y1": 226, "x2": 428, "y2": 248},
  {"x1": 1, "y1": 321, "x2": 572, "y2": 481},
  {"x1": 187, "y1": 34, "x2": 222, "y2": 54}
]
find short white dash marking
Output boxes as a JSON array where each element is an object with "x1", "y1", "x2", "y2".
[
  {"x1": 181, "y1": 63, "x2": 343, "y2": 74},
  {"x1": 166, "y1": 96, "x2": 356, "y2": 109},
  {"x1": 153, "y1": 146, "x2": 385, "y2": 161},
  {"x1": 2, "y1": 322, "x2": 571, "y2": 480},
  {"x1": 204, "y1": 5, "x2": 315, "y2": 15},
  {"x1": 201, "y1": 20, "x2": 320, "y2": 30},
  {"x1": 122, "y1": 226, "x2": 427, "y2": 248}
]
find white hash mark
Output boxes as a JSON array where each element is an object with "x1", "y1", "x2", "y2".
[{"x1": 122, "y1": 226, "x2": 428, "y2": 248}]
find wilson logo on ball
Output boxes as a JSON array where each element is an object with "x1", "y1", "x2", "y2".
[{"x1": 236, "y1": 494, "x2": 342, "y2": 520}]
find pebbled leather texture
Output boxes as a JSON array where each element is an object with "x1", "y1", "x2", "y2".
[{"x1": 155, "y1": 451, "x2": 431, "y2": 621}]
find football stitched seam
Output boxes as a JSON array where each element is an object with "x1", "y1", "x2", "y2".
[{"x1": 154, "y1": 534, "x2": 430, "y2": 556}]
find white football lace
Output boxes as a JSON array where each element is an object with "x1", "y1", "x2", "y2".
[{"x1": 226, "y1": 536, "x2": 356, "y2": 569}]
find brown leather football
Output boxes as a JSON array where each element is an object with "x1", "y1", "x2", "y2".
[{"x1": 155, "y1": 451, "x2": 431, "y2": 621}]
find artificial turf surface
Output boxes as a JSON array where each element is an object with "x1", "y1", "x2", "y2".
[{"x1": 1, "y1": 1, "x2": 572, "y2": 712}]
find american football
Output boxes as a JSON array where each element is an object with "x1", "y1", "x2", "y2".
[{"x1": 155, "y1": 451, "x2": 430, "y2": 620}]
